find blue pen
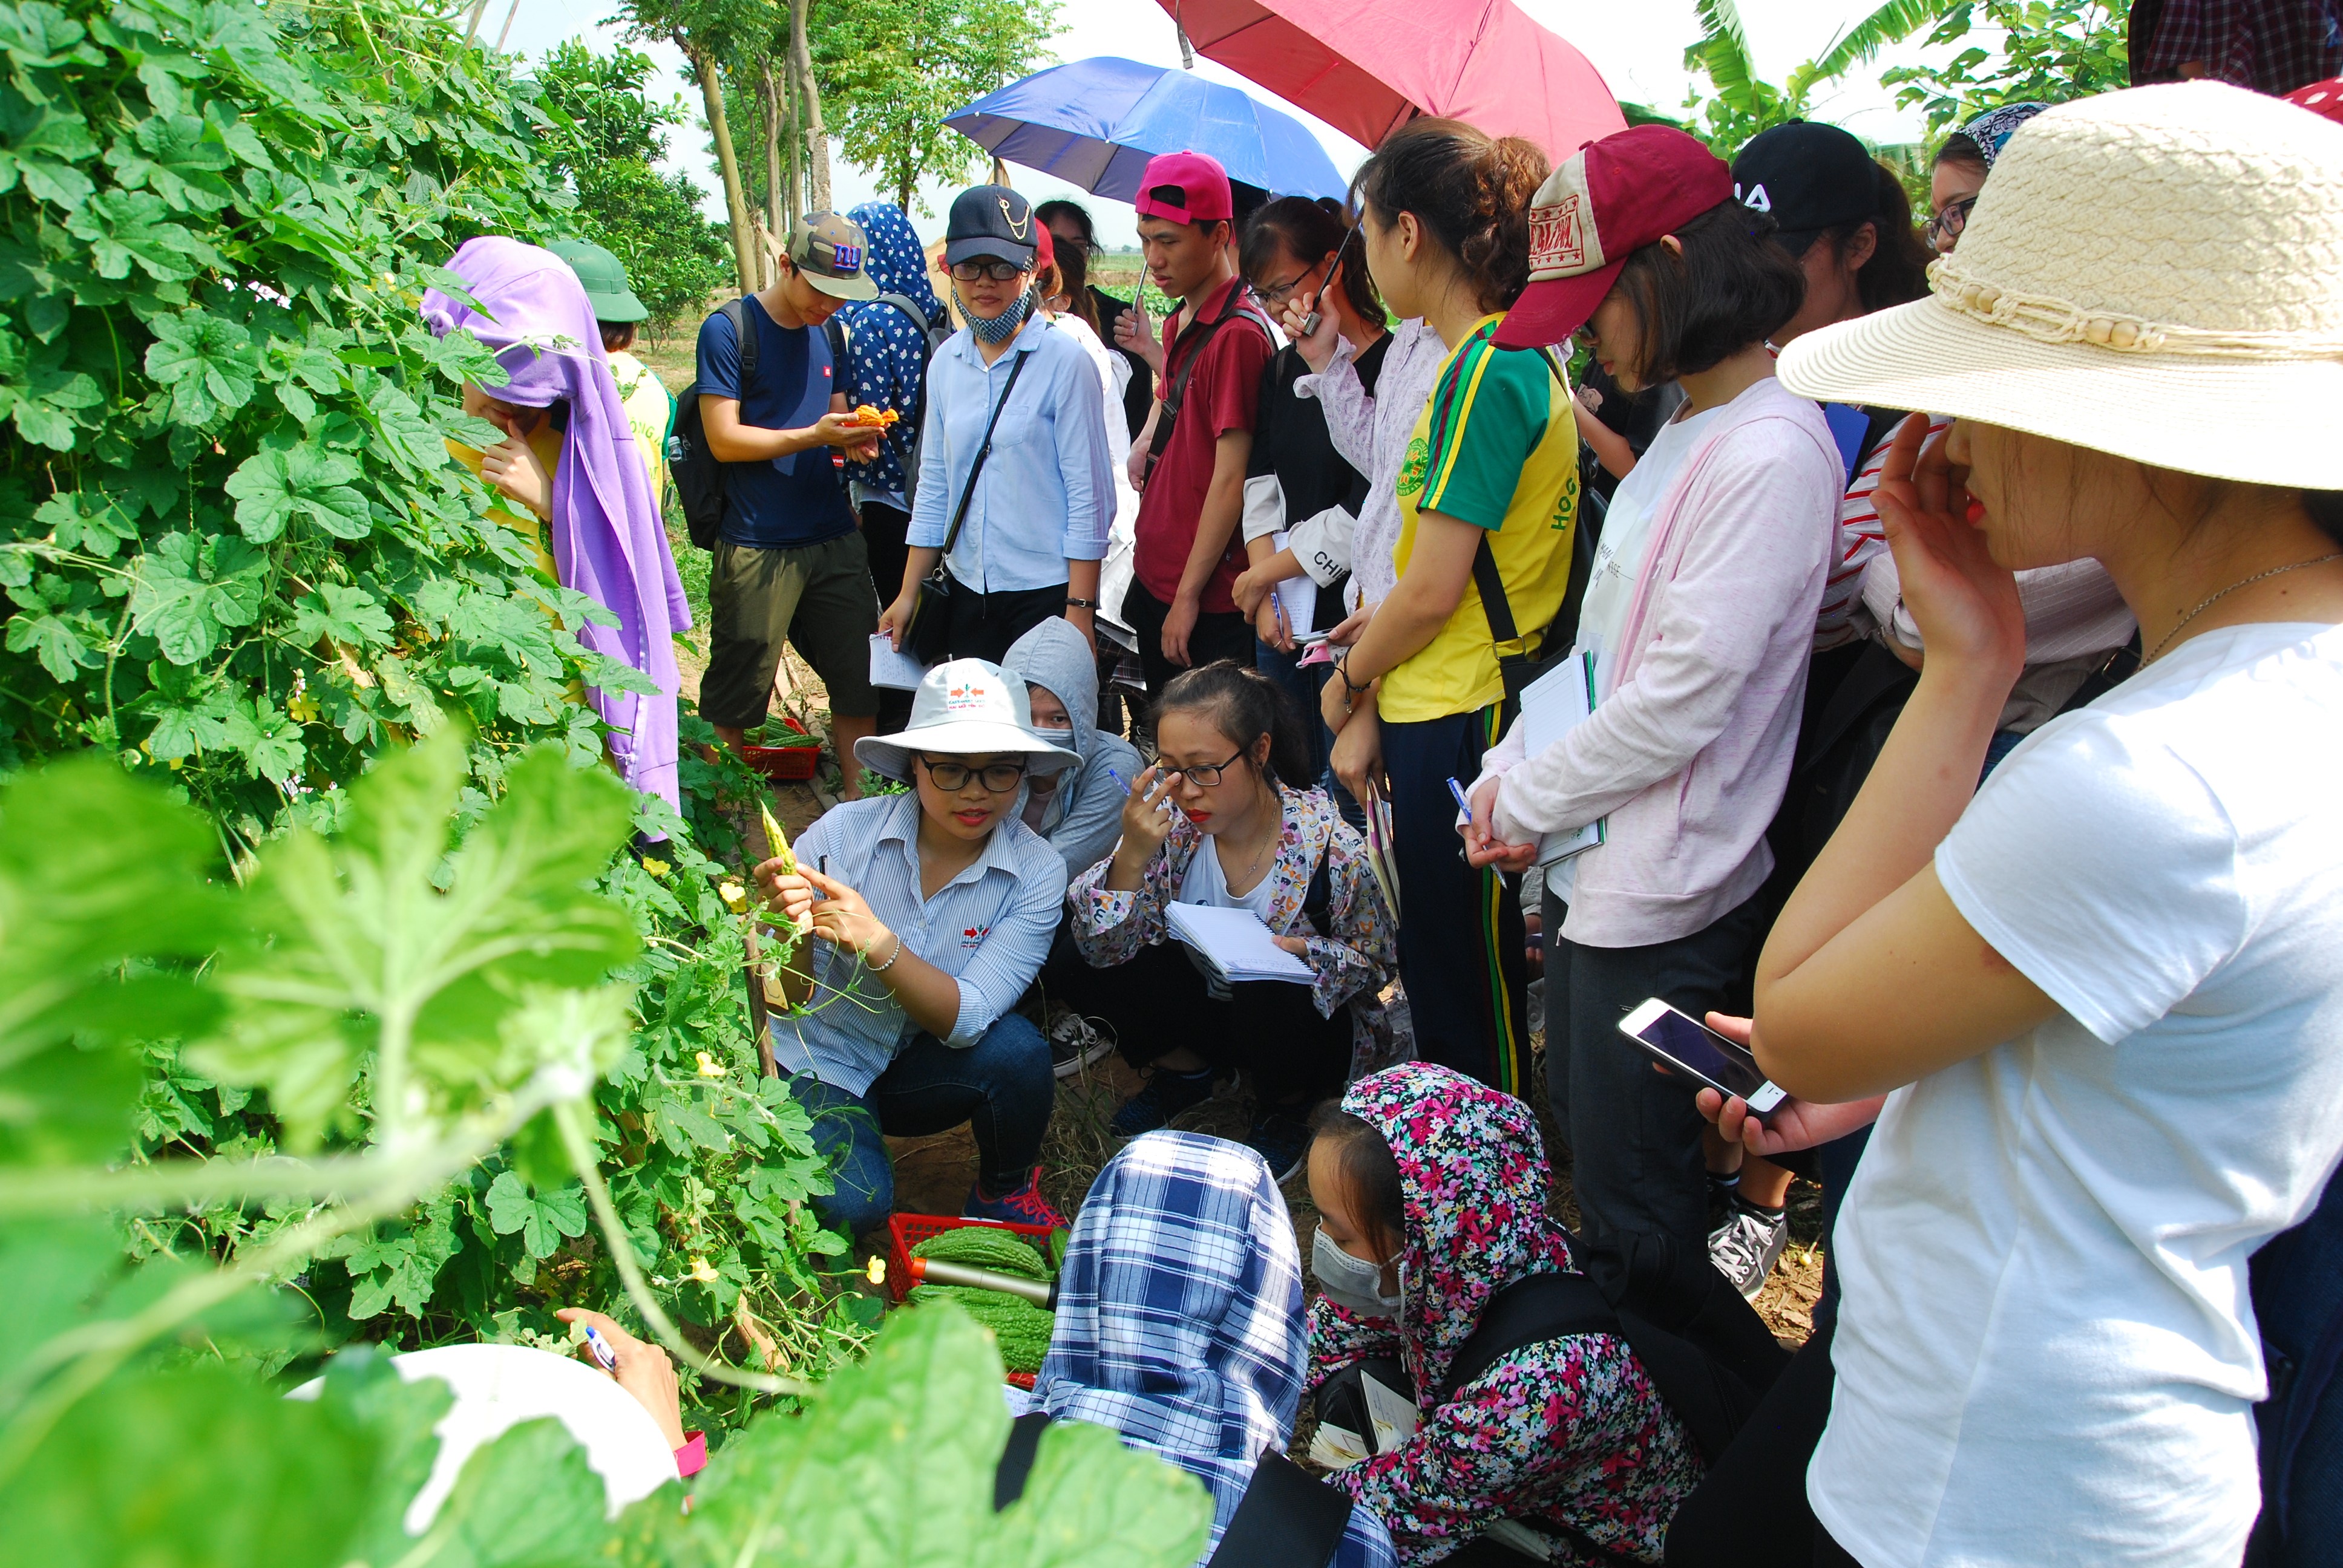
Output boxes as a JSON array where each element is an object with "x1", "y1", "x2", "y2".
[
  {"x1": 1105, "y1": 766, "x2": 1130, "y2": 795},
  {"x1": 1445, "y1": 776, "x2": 1476, "y2": 816},
  {"x1": 582, "y1": 1324, "x2": 618, "y2": 1371}
]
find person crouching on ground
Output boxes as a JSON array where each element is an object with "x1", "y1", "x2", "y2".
[
  {"x1": 754, "y1": 659, "x2": 1079, "y2": 1233},
  {"x1": 1050, "y1": 661, "x2": 1397, "y2": 1180},
  {"x1": 1307, "y1": 1063, "x2": 1699, "y2": 1564}
]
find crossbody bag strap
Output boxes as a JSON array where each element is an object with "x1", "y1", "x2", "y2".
[
  {"x1": 938, "y1": 348, "x2": 1033, "y2": 561},
  {"x1": 1469, "y1": 345, "x2": 1575, "y2": 652}
]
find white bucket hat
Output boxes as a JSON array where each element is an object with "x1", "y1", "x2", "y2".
[
  {"x1": 1778, "y1": 82, "x2": 2343, "y2": 489},
  {"x1": 853, "y1": 658, "x2": 1080, "y2": 783}
]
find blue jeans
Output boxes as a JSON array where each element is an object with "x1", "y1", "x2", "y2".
[{"x1": 789, "y1": 1011, "x2": 1053, "y2": 1234}]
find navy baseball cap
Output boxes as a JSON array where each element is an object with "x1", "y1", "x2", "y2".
[
  {"x1": 945, "y1": 184, "x2": 1038, "y2": 269},
  {"x1": 1731, "y1": 120, "x2": 1883, "y2": 256}
]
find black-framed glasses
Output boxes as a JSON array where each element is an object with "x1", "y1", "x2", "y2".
[
  {"x1": 1925, "y1": 195, "x2": 1979, "y2": 253},
  {"x1": 1166, "y1": 747, "x2": 1247, "y2": 788},
  {"x1": 1256, "y1": 256, "x2": 1328, "y2": 308},
  {"x1": 949, "y1": 258, "x2": 1029, "y2": 283},
  {"x1": 918, "y1": 756, "x2": 1028, "y2": 793}
]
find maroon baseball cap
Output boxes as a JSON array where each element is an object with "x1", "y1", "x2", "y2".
[
  {"x1": 1495, "y1": 125, "x2": 1736, "y2": 349},
  {"x1": 1135, "y1": 150, "x2": 1234, "y2": 226}
]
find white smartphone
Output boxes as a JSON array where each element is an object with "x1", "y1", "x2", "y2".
[{"x1": 1616, "y1": 998, "x2": 1788, "y2": 1118}]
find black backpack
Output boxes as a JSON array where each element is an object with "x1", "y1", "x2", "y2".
[
  {"x1": 2246, "y1": 1161, "x2": 2343, "y2": 1567},
  {"x1": 669, "y1": 297, "x2": 761, "y2": 551}
]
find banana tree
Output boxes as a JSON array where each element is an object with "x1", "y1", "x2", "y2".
[{"x1": 1682, "y1": 0, "x2": 1959, "y2": 154}]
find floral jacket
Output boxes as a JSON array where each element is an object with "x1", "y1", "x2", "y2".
[
  {"x1": 1309, "y1": 1065, "x2": 1702, "y2": 1567},
  {"x1": 1067, "y1": 784, "x2": 1398, "y2": 1070}
]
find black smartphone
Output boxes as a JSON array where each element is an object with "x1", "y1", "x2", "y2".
[{"x1": 1616, "y1": 999, "x2": 1786, "y2": 1117}]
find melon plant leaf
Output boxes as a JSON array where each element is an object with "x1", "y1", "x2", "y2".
[
  {"x1": 0, "y1": 757, "x2": 221, "y2": 1166},
  {"x1": 195, "y1": 730, "x2": 641, "y2": 1145},
  {"x1": 485, "y1": 1169, "x2": 588, "y2": 1259},
  {"x1": 221, "y1": 440, "x2": 366, "y2": 542}
]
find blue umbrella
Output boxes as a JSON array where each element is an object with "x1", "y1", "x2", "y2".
[{"x1": 946, "y1": 56, "x2": 1349, "y2": 206}]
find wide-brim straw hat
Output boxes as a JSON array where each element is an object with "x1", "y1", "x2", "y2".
[
  {"x1": 1778, "y1": 82, "x2": 2343, "y2": 490},
  {"x1": 853, "y1": 658, "x2": 1079, "y2": 783}
]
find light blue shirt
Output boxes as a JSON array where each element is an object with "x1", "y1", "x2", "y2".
[
  {"x1": 908, "y1": 313, "x2": 1114, "y2": 593},
  {"x1": 767, "y1": 792, "x2": 1070, "y2": 1096}
]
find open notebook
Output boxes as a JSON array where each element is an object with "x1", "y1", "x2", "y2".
[
  {"x1": 1518, "y1": 651, "x2": 1606, "y2": 866},
  {"x1": 1165, "y1": 903, "x2": 1315, "y2": 985}
]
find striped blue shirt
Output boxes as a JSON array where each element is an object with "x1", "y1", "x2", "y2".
[{"x1": 767, "y1": 792, "x2": 1069, "y2": 1096}]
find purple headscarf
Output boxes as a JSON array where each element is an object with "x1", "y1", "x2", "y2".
[{"x1": 421, "y1": 237, "x2": 691, "y2": 816}]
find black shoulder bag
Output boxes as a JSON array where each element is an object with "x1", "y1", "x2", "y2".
[
  {"x1": 900, "y1": 350, "x2": 1031, "y2": 665},
  {"x1": 1472, "y1": 345, "x2": 1585, "y2": 722}
]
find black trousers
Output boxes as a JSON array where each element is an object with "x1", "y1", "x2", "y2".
[
  {"x1": 1121, "y1": 581, "x2": 1254, "y2": 704},
  {"x1": 1556, "y1": 891, "x2": 1766, "y2": 1258},
  {"x1": 1381, "y1": 705, "x2": 1529, "y2": 1097},
  {"x1": 1043, "y1": 926, "x2": 1351, "y2": 1106},
  {"x1": 859, "y1": 500, "x2": 916, "y2": 734},
  {"x1": 1663, "y1": 1325, "x2": 1851, "y2": 1567},
  {"x1": 942, "y1": 574, "x2": 1067, "y2": 665}
]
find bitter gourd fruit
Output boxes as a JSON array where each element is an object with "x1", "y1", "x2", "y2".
[
  {"x1": 911, "y1": 1284, "x2": 1054, "y2": 1373},
  {"x1": 912, "y1": 1226, "x2": 1051, "y2": 1279}
]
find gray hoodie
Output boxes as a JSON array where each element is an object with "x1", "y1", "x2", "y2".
[{"x1": 1004, "y1": 618, "x2": 1143, "y2": 882}]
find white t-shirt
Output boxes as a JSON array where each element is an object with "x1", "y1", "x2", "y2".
[
  {"x1": 1813, "y1": 620, "x2": 2343, "y2": 1568},
  {"x1": 1575, "y1": 399, "x2": 1722, "y2": 694},
  {"x1": 1178, "y1": 835, "x2": 1279, "y2": 920}
]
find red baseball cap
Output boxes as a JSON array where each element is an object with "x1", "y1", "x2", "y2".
[
  {"x1": 2287, "y1": 77, "x2": 2343, "y2": 126},
  {"x1": 1135, "y1": 150, "x2": 1234, "y2": 226},
  {"x1": 1495, "y1": 125, "x2": 1736, "y2": 349},
  {"x1": 1034, "y1": 220, "x2": 1055, "y2": 270}
]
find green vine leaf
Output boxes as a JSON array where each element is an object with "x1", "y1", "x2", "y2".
[
  {"x1": 223, "y1": 441, "x2": 366, "y2": 541},
  {"x1": 292, "y1": 581, "x2": 392, "y2": 647},
  {"x1": 64, "y1": 186, "x2": 220, "y2": 281},
  {"x1": 485, "y1": 1169, "x2": 589, "y2": 1259},
  {"x1": 144, "y1": 308, "x2": 260, "y2": 426},
  {"x1": 126, "y1": 530, "x2": 266, "y2": 665}
]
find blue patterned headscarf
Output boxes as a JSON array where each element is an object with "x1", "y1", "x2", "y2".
[
  {"x1": 837, "y1": 203, "x2": 944, "y2": 501},
  {"x1": 1953, "y1": 100, "x2": 2050, "y2": 168},
  {"x1": 1035, "y1": 1131, "x2": 1397, "y2": 1568}
]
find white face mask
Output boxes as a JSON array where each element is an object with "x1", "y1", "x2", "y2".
[{"x1": 1312, "y1": 1224, "x2": 1403, "y2": 1318}]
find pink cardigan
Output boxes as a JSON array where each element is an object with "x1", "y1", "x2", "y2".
[{"x1": 1473, "y1": 376, "x2": 1842, "y2": 949}]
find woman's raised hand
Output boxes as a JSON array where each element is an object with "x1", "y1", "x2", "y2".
[
  {"x1": 1279, "y1": 290, "x2": 1341, "y2": 375},
  {"x1": 1873, "y1": 416, "x2": 2025, "y2": 686},
  {"x1": 480, "y1": 431, "x2": 552, "y2": 520},
  {"x1": 753, "y1": 857, "x2": 817, "y2": 932},
  {"x1": 1112, "y1": 764, "x2": 1179, "y2": 872}
]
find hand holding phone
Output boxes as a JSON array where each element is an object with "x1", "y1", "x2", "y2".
[{"x1": 1617, "y1": 999, "x2": 1788, "y2": 1119}]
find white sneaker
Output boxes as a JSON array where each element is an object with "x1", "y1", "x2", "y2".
[
  {"x1": 1708, "y1": 1204, "x2": 1789, "y2": 1300},
  {"x1": 1049, "y1": 1011, "x2": 1115, "y2": 1079}
]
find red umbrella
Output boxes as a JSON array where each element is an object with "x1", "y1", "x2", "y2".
[{"x1": 1157, "y1": 0, "x2": 1625, "y2": 162}]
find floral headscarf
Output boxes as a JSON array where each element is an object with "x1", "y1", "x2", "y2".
[
  {"x1": 1952, "y1": 100, "x2": 2050, "y2": 168},
  {"x1": 837, "y1": 203, "x2": 944, "y2": 501},
  {"x1": 420, "y1": 237, "x2": 689, "y2": 815},
  {"x1": 1037, "y1": 1131, "x2": 1395, "y2": 1568},
  {"x1": 1339, "y1": 1063, "x2": 1577, "y2": 1398}
]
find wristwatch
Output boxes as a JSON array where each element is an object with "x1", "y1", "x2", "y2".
[{"x1": 1064, "y1": 596, "x2": 1099, "y2": 610}]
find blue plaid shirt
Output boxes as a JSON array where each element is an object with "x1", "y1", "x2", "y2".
[{"x1": 767, "y1": 792, "x2": 1068, "y2": 1096}]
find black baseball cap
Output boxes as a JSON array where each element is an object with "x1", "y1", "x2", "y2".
[
  {"x1": 945, "y1": 184, "x2": 1038, "y2": 269},
  {"x1": 1731, "y1": 120, "x2": 1881, "y2": 256}
]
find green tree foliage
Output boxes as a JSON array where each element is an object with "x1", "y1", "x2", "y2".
[
  {"x1": 1882, "y1": 0, "x2": 2132, "y2": 140},
  {"x1": 537, "y1": 39, "x2": 730, "y2": 340},
  {"x1": 0, "y1": 750, "x2": 1215, "y2": 1566},
  {"x1": 0, "y1": 0, "x2": 864, "y2": 1441},
  {"x1": 1681, "y1": 0, "x2": 1956, "y2": 154},
  {"x1": 811, "y1": 0, "x2": 1060, "y2": 214}
]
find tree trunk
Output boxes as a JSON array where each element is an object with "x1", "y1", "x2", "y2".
[
  {"x1": 760, "y1": 62, "x2": 785, "y2": 241},
  {"x1": 782, "y1": 53, "x2": 804, "y2": 223},
  {"x1": 687, "y1": 42, "x2": 759, "y2": 296},
  {"x1": 788, "y1": 0, "x2": 831, "y2": 213}
]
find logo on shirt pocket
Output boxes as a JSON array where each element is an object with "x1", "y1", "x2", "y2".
[{"x1": 961, "y1": 924, "x2": 989, "y2": 947}]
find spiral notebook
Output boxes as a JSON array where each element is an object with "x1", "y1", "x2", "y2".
[{"x1": 1164, "y1": 903, "x2": 1315, "y2": 985}]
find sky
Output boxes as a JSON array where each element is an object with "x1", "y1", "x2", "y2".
[{"x1": 493, "y1": 0, "x2": 1976, "y2": 248}]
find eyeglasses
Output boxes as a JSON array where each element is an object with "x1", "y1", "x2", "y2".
[
  {"x1": 949, "y1": 258, "x2": 1029, "y2": 283},
  {"x1": 1166, "y1": 747, "x2": 1247, "y2": 788},
  {"x1": 1256, "y1": 258, "x2": 1328, "y2": 308},
  {"x1": 918, "y1": 756, "x2": 1028, "y2": 792},
  {"x1": 1925, "y1": 195, "x2": 1979, "y2": 253}
]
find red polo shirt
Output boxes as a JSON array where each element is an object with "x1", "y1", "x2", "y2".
[{"x1": 1132, "y1": 273, "x2": 1276, "y2": 613}]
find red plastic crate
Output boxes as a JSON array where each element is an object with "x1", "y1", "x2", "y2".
[
  {"x1": 884, "y1": 1212, "x2": 1053, "y2": 1305},
  {"x1": 740, "y1": 743, "x2": 820, "y2": 781}
]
